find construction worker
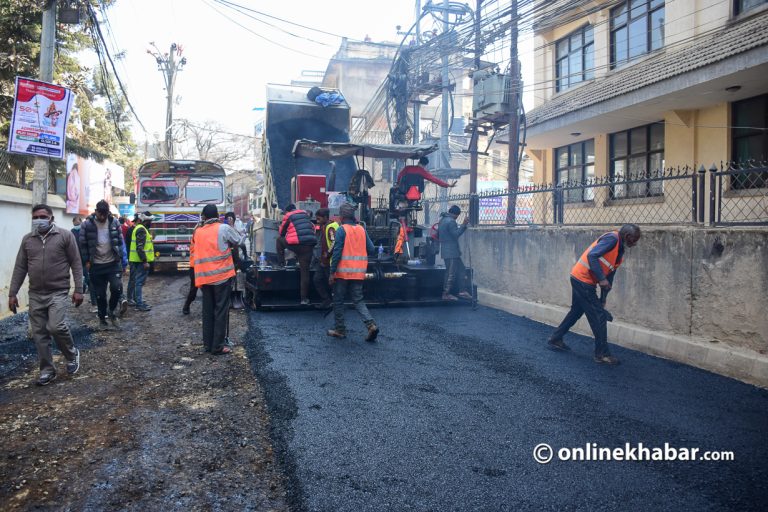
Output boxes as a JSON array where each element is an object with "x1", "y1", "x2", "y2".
[
  {"x1": 395, "y1": 156, "x2": 455, "y2": 206},
  {"x1": 128, "y1": 212, "x2": 155, "y2": 312},
  {"x1": 312, "y1": 208, "x2": 338, "y2": 309},
  {"x1": 438, "y1": 205, "x2": 472, "y2": 301},
  {"x1": 192, "y1": 204, "x2": 242, "y2": 355},
  {"x1": 276, "y1": 204, "x2": 317, "y2": 305},
  {"x1": 547, "y1": 224, "x2": 642, "y2": 365},
  {"x1": 327, "y1": 203, "x2": 379, "y2": 341}
]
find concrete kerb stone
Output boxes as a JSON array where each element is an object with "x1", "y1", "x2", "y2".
[{"x1": 478, "y1": 289, "x2": 768, "y2": 388}]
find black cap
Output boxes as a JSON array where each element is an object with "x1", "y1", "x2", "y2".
[
  {"x1": 448, "y1": 205, "x2": 461, "y2": 215},
  {"x1": 202, "y1": 204, "x2": 219, "y2": 219}
]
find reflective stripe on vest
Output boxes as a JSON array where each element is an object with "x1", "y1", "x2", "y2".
[
  {"x1": 570, "y1": 231, "x2": 621, "y2": 286},
  {"x1": 129, "y1": 224, "x2": 155, "y2": 263},
  {"x1": 193, "y1": 222, "x2": 236, "y2": 286},
  {"x1": 334, "y1": 224, "x2": 368, "y2": 280}
]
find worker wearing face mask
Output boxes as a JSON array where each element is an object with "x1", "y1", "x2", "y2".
[{"x1": 8, "y1": 204, "x2": 84, "y2": 386}]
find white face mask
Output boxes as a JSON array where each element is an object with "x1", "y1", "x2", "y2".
[{"x1": 32, "y1": 219, "x2": 52, "y2": 232}]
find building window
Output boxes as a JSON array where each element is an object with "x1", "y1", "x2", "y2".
[
  {"x1": 735, "y1": 0, "x2": 768, "y2": 15},
  {"x1": 610, "y1": 0, "x2": 664, "y2": 69},
  {"x1": 555, "y1": 25, "x2": 594, "y2": 92},
  {"x1": 732, "y1": 94, "x2": 768, "y2": 189},
  {"x1": 555, "y1": 139, "x2": 595, "y2": 203},
  {"x1": 610, "y1": 123, "x2": 665, "y2": 198}
]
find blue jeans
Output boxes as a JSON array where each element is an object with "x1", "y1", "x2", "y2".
[
  {"x1": 551, "y1": 277, "x2": 610, "y2": 357},
  {"x1": 332, "y1": 279, "x2": 373, "y2": 332},
  {"x1": 130, "y1": 262, "x2": 149, "y2": 306}
]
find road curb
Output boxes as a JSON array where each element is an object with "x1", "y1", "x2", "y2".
[{"x1": 478, "y1": 289, "x2": 768, "y2": 389}]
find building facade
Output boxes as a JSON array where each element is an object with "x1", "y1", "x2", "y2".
[{"x1": 525, "y1": 0, "x2": 768, "y2": 223}]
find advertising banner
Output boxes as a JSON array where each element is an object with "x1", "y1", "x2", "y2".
[
  {"x1": 7, "y1": 77, "x2": 74, "y2": 159},
  {"x1": 65, "y1": 153, "x2": 125, "y2": 215},
  {"x1": 478, "y1": 180, "x2": 534, "y2": 224}
]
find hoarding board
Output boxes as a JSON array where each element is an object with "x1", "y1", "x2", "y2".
[{"x1": 7, "y1": 77, "x2": 73, "y2": 159}]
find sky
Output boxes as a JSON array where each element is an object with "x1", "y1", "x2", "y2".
[
  {"x1": 97, "y1": 0, "x2": 533, "y2": 146},
  {"x1": 99, "y1": 0, "x2": 422, "y2": 141}
]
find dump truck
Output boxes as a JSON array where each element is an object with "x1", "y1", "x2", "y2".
[{"x1": 245, "y1": 84, "x2": 475, "y2": 310}]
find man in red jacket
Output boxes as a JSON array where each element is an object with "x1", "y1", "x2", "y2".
[
  {"x1": 396, "y1": 156, "x2": 455, "y2": 202},
  {"x1": 276, "y1": 204, "x2": 317, "y2": 305}
]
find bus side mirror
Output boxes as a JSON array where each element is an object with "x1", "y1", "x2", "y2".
[{"x1": 129, "y1": 192, "x2": 136, "y2": 205}]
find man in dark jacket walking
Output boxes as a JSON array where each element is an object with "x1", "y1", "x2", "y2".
[
  {"x1": 438, "y1": 205, "x2": 472, "y2": 301},
  {"x1": 79, "y1": 200, "x2": 128, "y2": 328},
  {"x1": 276, "y1": 204, "x2": 317, "y2": 305}
]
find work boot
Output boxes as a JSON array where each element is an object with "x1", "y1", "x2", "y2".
[
  {"x1": 457, "y1": 291, "x2": 472, "y2": 300},
  {"x1": 594, "y1": 355, "x2": 620, "y2": 365},
  {"x1": 118, "y1": 299, "x2": 128, "y2": 318},
  {"x1": 547, "y1": 339, "x2": 571, "y2": 352},
  {"x1": 109, "y1": 314, "x2": 120, "y2": 329},
  {"x1": 442, "y1": 293, "x2": 458, "y2": 301},
  {"x1": 365, "y1": 322, "x2": 379, "y2": 342},
  {"x1": 300, "y1": 299, "x2": 310, "y2": 306},
  {"x1": 98, "y1": 317, "x2": 109, "y2": 330},
  {"x1": 327, "y1": 329, "x2": 346, "y2": 339},
  {"x1": 182, "y1": 304, "x2": 191, "y2": 315}
]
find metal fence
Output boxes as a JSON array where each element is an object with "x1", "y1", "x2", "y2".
[
  {"x1": 418, "y1": 163, "x2": 768, "y2": 228},
  {"x1": 711, "y1": 162, "x2": 768, "y2": 226}
]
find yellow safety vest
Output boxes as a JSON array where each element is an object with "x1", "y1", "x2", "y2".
[{"x1": 129, "y1": 224, "x2": 155, "y2": 263}]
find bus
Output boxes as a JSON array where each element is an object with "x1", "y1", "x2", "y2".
[{"x1": 135, "y1": 160, "x2": 227, "y2": 268}]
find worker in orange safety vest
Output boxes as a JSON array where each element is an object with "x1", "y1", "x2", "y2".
[
  {"x1": 191, "y1": 204, "x2": 242, "y2": 355},
  {"x1": 547, "y1": 224, "x2": 641, "y2": 365},
  {"x1": 326, "y1": 203, "x2": 379, "y2": 342}
]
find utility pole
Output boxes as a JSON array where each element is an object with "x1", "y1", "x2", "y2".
[
  {"x1": 439, "y1": 0, "x2": 451, "y2": 171},
  {"x1": 505, "y1": 0, "x2": 521, "y2": 225},
  {"x1": 32, "y1": 0, "x2": 57, "y2": 208},
  {"x1": 469, "y1": 0, "x2": 483, "y2": 196},
  {"x1": 148, "y1": 43, "x2": 186, "y2": 159}
]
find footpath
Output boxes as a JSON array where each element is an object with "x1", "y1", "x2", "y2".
[{"x1": 0, "y1": 273, "x2": 287, "y2": 511}]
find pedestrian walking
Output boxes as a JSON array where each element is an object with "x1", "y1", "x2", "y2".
[
  {"x1": 79, "y1": 200, "x2": 128, "y2": 329},
  {"x1": 547, "y1": 224, "x2": 642, "y2": 365},
  {"x1": 311, "y1": 208, "x2": 337, "y2": 309},
  {"x1": 8, "y1": 204, "x2": 83, "y2": 385},
  {"x1": 72, "y1": 215, "x2": 97, "y2": 310},
  {"x1": 128, "y1": 212, "x2": 155, "y2": 312},
  {"x1": 192, "y1": 204, "x2": 242, "y2": 355},
  {"x1": 276, "y1": 204, "x2": 317, "y2": 305},
  {"x1": 438, "y1": 205, "x2": 472, "y2": 301},
  {"x1": 327, "y1": 203, "x2": 378, "y2": 341}
]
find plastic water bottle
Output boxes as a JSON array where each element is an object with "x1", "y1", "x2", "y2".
[
  {"x1": 377, "y1": 244, "x2": 384, "y2": 260},
  {"x1": 258, "y1": 252, "x2": 267, "y2": 270}
]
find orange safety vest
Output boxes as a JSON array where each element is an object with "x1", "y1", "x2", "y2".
[
  {"x1": 570, "y1": 231, "x2": 621, "y2": 286},
  {"x1": 394, "y1": 224, "x2": 406, "y2": 254},
  {"x1": 193, "y1": 222, "x2": 236, "y2": 286},
  {"x1": 333, "y1": 224, "x2": 368, "y2": 280}
]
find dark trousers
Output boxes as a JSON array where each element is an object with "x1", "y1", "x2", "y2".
[
  {"x1": 202, "y1": 279, "x2": 231, "y2": 353},
  {"x1": 276, "y1": 237, "x2": 313, "y2": 301},
  {"x1": 129, "y1": 262, "x2": 149, "y2": 306},
  {"x1": 90, "y1": 262, "x2": 123, "y2": 319},
  {"x1": 332, "y1": 279, "x2": 374, "y2": 332},
  {"x1": 82, "y1": 263, "x2": 97, "y2": 305},
  {"x1": 443, "y1": 257, "x2": 468, "y2": 295},
  {"x1": 312, "y1": 264, "x2": 331, "y2": 301},
  {"x1": 551, "y1": 277, "x2": 610, "y2": 357},
  {"x1": 184, "y1": 267, "x2": 198, "y2": 308}
]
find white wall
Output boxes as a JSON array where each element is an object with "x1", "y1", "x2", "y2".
[{"x1": 0, "y1": 185, "x2": 77, "y2": 318}]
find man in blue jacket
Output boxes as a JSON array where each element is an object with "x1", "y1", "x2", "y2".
[{"x1": 79, "y1": 200, "x2": 128, "y2": 329}]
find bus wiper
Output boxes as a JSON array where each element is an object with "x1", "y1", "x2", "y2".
[{"x1": 192, "y1": 199, "x2": 220, "y2": 205}]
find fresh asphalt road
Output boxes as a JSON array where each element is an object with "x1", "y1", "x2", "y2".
[{"x1": 244, "y1": 304, "x2": 768, "y2": 512}]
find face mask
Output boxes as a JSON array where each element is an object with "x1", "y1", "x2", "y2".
[{"x1": 32, "y1": 219, "x2": 52, "y2": 231}]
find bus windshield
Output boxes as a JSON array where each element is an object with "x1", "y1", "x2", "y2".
[{"x1": 139, "y1": 179, "x2": 223, "y2": 205}]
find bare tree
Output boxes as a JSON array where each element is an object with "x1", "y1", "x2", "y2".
[{"x1": 176, "y1": 119, "x2": 253, "y2": 168}]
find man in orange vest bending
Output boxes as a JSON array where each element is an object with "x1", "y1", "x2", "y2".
[
  {"x1": 547, "y1": 224, "x2": 641, "y2": 365},
  {"x1": 192, "y1": 204, "x2": 242, "y2": 355},
  {"x1": 327, "y1": 203, "x2": 379, "y2": 342}
]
